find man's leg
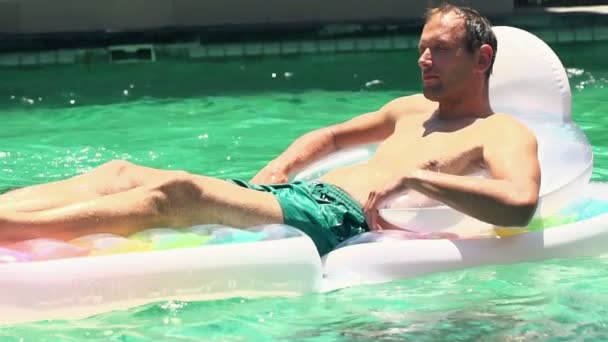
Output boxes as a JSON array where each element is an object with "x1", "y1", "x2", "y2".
[
  {"x1": 0, "y1": 160, "x2": 176, "y2": 212},
  {"x1": 0, "y1": 172, "x2": 284, "y2": 243}
]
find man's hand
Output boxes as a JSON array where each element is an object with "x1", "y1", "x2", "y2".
[
  {"x1": 363, "y1": 176, "x2": 409, "y2": 231},
  {"x1": 250, "y1": 160, "x2": 289, "y2": 184}
]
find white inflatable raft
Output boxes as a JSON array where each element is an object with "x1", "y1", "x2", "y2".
[{"x1": 1, "y1": 26, "x2": 607, "y2": 325}]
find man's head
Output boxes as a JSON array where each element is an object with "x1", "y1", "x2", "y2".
[{"x1": 418, "y1": 4, "x2": 497, "y2": 102}]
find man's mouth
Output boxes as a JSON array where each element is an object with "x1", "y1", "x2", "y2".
[{"x1": 422, "y1": 74, "x2": 439, "y2": 84}]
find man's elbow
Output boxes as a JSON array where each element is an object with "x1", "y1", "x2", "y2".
[{"x1": 503, "y1": 192, "x2": 539, "y2": 227}]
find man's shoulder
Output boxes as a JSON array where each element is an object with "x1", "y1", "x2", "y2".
[
  {"x1": 483, "y1": 113, "x2": 537, "y2": 142},
  {"x1": 383, "y1": 93, "x2": 433, "y2": 109},
  {"x1": 381, "y1": 94, "x2": 435, "y2": 119}
]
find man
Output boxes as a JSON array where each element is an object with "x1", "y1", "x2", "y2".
[{"x1": 0, "y1": 4, "x2": 540, "y2": 256}]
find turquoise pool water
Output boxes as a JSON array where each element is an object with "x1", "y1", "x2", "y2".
[{"x1": 0, "y1": 40, "x2": 607, "y2": 340}]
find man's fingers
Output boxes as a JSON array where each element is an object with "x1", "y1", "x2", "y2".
[{"x1": 364, "y1": 191, "x2": 382, "y2": 231}]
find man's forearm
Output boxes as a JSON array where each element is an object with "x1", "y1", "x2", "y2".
[
  {"x1": 273, "y1": 127, "x2": 337, "y2": 174},
  {"x1": 405, "y1": 170, "x2": 539, "y2": 227}
]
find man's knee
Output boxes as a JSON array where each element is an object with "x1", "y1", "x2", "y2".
[
  {"x1": 95, "y1": 160, "x2": 136, "y2": 178},
  {"x1": 90, "y1": 160, "x2": 147, "y2": 195}
]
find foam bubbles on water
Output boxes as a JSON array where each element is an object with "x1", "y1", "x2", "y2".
[{"x1": 567, "y1": 68, "x2": 585, "y2": 77}]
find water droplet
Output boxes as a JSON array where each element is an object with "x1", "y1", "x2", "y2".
[
  {"x1": 226, "y1": 156, "x2": 231, "y2": 161},
  {"x1": 123, "y1": 90, "x2": 129, "y2": 96},
  {"x1": 198, "y1": 133, "x2": 209, "y2": 139},
  {"x1": 69, "y1": 99, "x2": 76, "y2": 105},
  {"x1": 129, "y1": 84, "x2": 135, "y2": 89},
  {"x1": 284, "y1": 72, "x2": 293, "y2": 78},
  {"x1": 271, "y1": 73, "x2": 277, "y2": 78}
]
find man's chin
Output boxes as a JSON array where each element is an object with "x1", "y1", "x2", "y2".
[{"x1": 422, "y1": 87, "x2": 442, "y2": 102}]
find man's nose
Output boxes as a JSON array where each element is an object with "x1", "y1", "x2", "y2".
[{"x1": 418, "y1": 48, "x2": 432, "y2": 69}]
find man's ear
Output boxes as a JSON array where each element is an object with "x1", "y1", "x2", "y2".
[{"x1": 477, "y1": 44, "x2": 494, "y2": 75}]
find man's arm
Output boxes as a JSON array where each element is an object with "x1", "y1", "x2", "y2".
[
  {"x1": 364, "y1": 116, "x2": 541, "y2": 228},
  {"x1": 250, "y1": 97, "x2": 404, "y2": 184},
  {"x1": 407, "y1": 117, "x2": 541, "y2": 226}
]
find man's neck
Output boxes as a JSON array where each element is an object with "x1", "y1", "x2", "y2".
[{"x1": 437, "y1": 85, "x2": 493, "y2": 120}]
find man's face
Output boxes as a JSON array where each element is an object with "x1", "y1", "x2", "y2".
[{"x1": 417, "y1": 12, "x2": 477, "y2": 101}]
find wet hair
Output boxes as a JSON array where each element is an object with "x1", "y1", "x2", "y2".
[{"x1": 425, "y1": 3, "x2": 497, "y2": 78}]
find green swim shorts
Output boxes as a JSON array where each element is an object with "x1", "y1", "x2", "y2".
[{"x1": 229, "y1": 180, "x2": 369, "y2": 256}]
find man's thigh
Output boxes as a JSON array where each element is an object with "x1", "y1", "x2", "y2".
[{"x1": 156, "y1": 175, "x2": 285, "y2": 228}]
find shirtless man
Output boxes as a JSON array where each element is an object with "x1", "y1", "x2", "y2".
[{"x1": 0, "y1": 4, "x2": 540, "y2": 255}]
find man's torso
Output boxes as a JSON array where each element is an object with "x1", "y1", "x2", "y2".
[{"x1": 321, "y1": 95, "x2": 504, "y2": 205}]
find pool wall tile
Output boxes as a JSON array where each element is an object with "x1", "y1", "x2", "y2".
[
  {"x1": 206, "y1": 45, "x2": 227, "y2": 57},
  {"x1": 224, "y1": 44, "x2": 244, "y2": 57},
  {"x1": 372, "y1": 37, "x2": 392, "y2": 51},
  {"x1": 574, "y1": 27, "x2": 594, "y2": 42},
  {"x1": 392, "y1": 37, "x2": 411, "y2": 49},
  {"x1": 557, "y1": 29, "x2": 576, "y2": 43},
  {"x1": 19, "y1": 53, "x2": 37, "y2": 66},
  {"x1": 243, "y1": 43, "x2": 263, "y2": 56},
  {"x1": 595, "y1": 26, "x2": 608, "y2": 41},
  {"x1": 261, "y1": 42, "x2": 281, "y2": 55},
  {"x1": 536, "y1": 30, "x2": 558, "y2": 44},
  {"x1": 299, "y1": 41, "x2": 319, "y2": 54},
  {"x1": 353, "y1": 38, "x2": 374, "y2": 51},
  {"x1": 189, "y1": 46, "x2": 207, "y2": 58},
  {"x1": 57, "y1": 50, "x2": 76, "y2": 64},
  {"x1": 280, "y1": 41, "x2": 300, "y2": 54},
  {"x1": 38, "y1": 51, "x2": 57, "y2": 65},
  {"x1": 0, "y1": 53, "x2": 19, "y2": 66}
]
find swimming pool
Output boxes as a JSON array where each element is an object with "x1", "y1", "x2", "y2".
[{"x1": 1, "y1": 40, "x2": 607, "y2": 340}]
